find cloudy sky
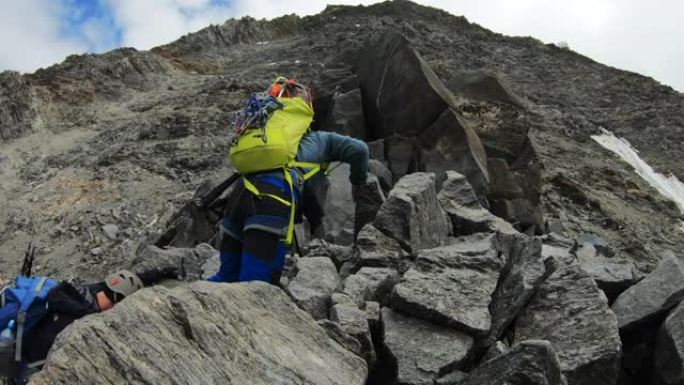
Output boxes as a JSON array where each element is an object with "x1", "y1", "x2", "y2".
[{"x1": 0, "y1": 0, "x2": 681, "y2": 92}]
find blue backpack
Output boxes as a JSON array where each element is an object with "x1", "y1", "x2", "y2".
[{"x1": 0, "y1": 276, "x2": 58, "y2": 381}]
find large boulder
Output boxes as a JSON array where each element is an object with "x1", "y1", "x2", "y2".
[
  {"x1": 357, "y1": 32, "x2": 457, "y2": 140},
  {"x1": 457, "y1": 340, "x2": 564, "y2": 385},
  {"x1": 287, "y1": 257, "x2": 339, "y2": 319},
  {"x1": 323, "y1": 164, "x2": 355, "y2": 245},
  {"x1": 342, "y1": 267, "x2": 400, "y2": 307},
  {"x1": 382, "y1": 308, "x2": 474, "y2": 385},
  {"x1": 130, "y1": 243, "x2": 218, "y2": 280},
  {"x1": 654, "y1": 301, "x2": 684, "y2": 385},
  {"x1": 514, "y1": 263, "x2": 622, "y2": 385},
  {"x1": 373, "y1": 172, "x2": 450, "y2": 252},
  {"x1": 30, "y1": 282, "x2": 367, "y2": 385},
  {"x1": 417, "y1": 108, "x2": 489, "y2": 196},
  {"x1": 356, "y1": 224, "x2": 407, "y2": 271},
  {"x1": 323, "y1": 88, "x2": 366, "y2": 139},
  {"x1": 488, "y1": 236, "x2": 549, "y2": 341},
  {"x1": 437, "y1": 170, "x2": 516, "y2": 237},
  {"x1": 390, "y1": 233, "x2": 503, "y2": 335},
  {"x1": 611, "y1": 252, "x2": 684, "y2": 331},
  {"x1": 353, "y1": 174, "x2": 386, "y2": 235},
  {"x1": 330, "y1": 303, "x2": 376, "y2": 365},
  {"x1": 575, "y1": 242, "x2": 639, "y2": 302}
]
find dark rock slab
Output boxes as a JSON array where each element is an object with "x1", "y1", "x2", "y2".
[
  {"x1": 446, "y1": 70, "x2": 523, "y2": 107},
  {"x1": 382, "y1": 307, "x2": 474, "y2": 385},
  {"x1": 418, "y1": 108, "x2": 489, "y2": 196},
  {"x1": 514, "y1": 263, "x2": 621, "y2": 385},
  {"x1": 576, "y1": 243, "x2": 639, "y2": 302},
  {"x1": 386, "y1": 136, "x2": 418, "y2": 180},
  {"x1": 330, "y1": 303, "x2": 376, "y2": 364},
  {"x1": 489, "y1": 236, "x2": 549, "y2": 340},
  {"x1": 368, "y1": 159, "x2": 393, "y2": 192},
  {"x1": 374, "y1": 172, "x2": 450, "y2": 252},
  {"x1": 356, "y1": 224, "x2": 407, "y2": 271},
  {"x1": 324, "y1": 88, "x2": 366, "y2": 139},
  {"x1": 367, "y1": 139, "x2": 385, "y2": 161},
  {"x1": 457, "y1": 340, "x2": 564, "y2": 385},
  {"x1": 357, "y1": 31, "x2": 457, "y2": 140},
  {"x1": 654, "y1": 301, "x2": 684, "y2": 385},
  {"x1": 287, "y1": 257, "x2": 339, "y2": 320},
  {"x1": 131, "y1": 243, "x2": 217, "y2": 281},
  {"x1": 612, "y1": 252, "x2": 684, "y2": 331},
  {"x1": 391, "y1": 233, "x2": 503, "y2": 335},
  {"x1": 353, "y1": 174, "x2": 385, "y2": 235},
  {"x1": 32, "y1": 282, "x2": 367, "y2": 385},
  {"x1": 342, "y1": 267, "x2": 400, "y2": 307}
]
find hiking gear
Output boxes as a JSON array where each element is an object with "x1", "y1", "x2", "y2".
[
  {"x1": 208, "y1": 178, "x2": 291, "y2": 284},
  {"x1": 229, "y1": 77, "x2": 325, "y2": 245},
  {"x1": 104, "y1": 270, "x2": 143, "y2": 299},
  {"x1": 20, "y1": 243, "x2": 36, "y2": 278},
  {"x1": 0, "y1": 276, "x2": 58, "y2": 380}
]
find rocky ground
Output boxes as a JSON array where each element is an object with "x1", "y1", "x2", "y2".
[{"x1": 1, "y1": 0, "x2": 684, "y2": 384}]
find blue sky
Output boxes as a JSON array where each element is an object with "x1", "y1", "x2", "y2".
[{"x1": 1, "y1": 0, "x2": 682, "y2": 92}]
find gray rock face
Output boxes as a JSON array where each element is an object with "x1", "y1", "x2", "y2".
[
  {"x1": 0, "y1": 71, "x2": 35, "y2": 141},
  {"x1": 374, "y1": 172, "x2": 450, "y2": 252},
  {"x1": 391, "y1": 233, "x2": 503, "y2": 335},
  {"x1": 368, "y1": 159, "x2": 393, "y2": 192},
  {"x1": 576, "y1": 243, "x2": 639, "y2": 302},
  {"x1": 382, "y1": 308, "x2": 474, "y2": 385},
  {"x1": 324, "y1": 88, "x2": 366, "y2": 139},
  {"x1": 131, "y1": 243, "x2": 218, "y2": 280},
  {"x1": 654, "y1": 301, "x2": 684, "y2": 385},
  {"x1": 30, "y1": 282, "x2": 367, "y2": 385},
  {"x1": 356, "y1": 224, "x2": 407, "y2": 270},
  {"x1": 457, "y1": 340, "x2": 564, "y2": 385},
  {"x1": 342, "y1": 267, "x2": 400, "y2": 307},
  {"x1": 417, "y1": 108, "x2": 489, "y2": 197},
  {"x1": 437, "y1": 170, "x2": 517, "y2": 236},
  {"x1": 446, "y1": 70, "x2": 523, "y2": 107},
  {"x1": 489, "y1": 236, "x2": 548, "y2": 340},
  {"x1": 330, "y1": 303, "x2": 376, "y2": 364},
  {"x1": 353, "y1": 174, "x2": 386, "y2": 235},
  {"x1": 386, "y1": 136, "x2": 418, "y2": 180},
  {"x1": 357, "y1": 32, "x2": 456, "y2": 140},
  {"x1": 324, "y1": 163, "x2": 355, "y2": 246},
  {"x1": 514, "y1": 264, "x2": 621, "y2": 385},
  {"x1": 287, "y1": 257, "x2": 339, "y2": 319},
  {"x1": 612, "y1": 253, "x2": 684, "y2": 331}
]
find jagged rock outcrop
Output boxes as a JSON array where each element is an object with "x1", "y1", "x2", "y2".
[
  {"x1": 342, "y1": 267, "x2": 399, "y2": 307},
  {"x1": 654, "y1": 301, "x2": 684, "y2": 385},
  {"x1": 356, "y1": 224, "x2": 407, "y2": 270},
  {"x1": 612, "y1": 252, "x2": 684, "y2": 331},
  {"x1": 390, "y1": 233, "x2": 503, "y2": 335},
  {"x1": 381, "y1": 307, "x2": 474, "y2": 385},
  {"x1": 287, "y1": 256, "x2": 340, "y2": 320},
  {"x1": 514, "y1": 263, "x2": 622, "y2": 385},
  {"x1": 373, "y1": 172, "x2": 450, "y2": 252},
  {"x1": 30, "y1": 282, "x2": 367, "y2": 385},
  {"x1": 456, "y1": 340, "x2": 564, "y2": 385},
  {"x1": 0, "y1": 71, "x2": 35, "y2": 141}
]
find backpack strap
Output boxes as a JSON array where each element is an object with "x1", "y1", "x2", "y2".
[{"x1": 15, "y1": 277, "x2": 49, "y2": 362}]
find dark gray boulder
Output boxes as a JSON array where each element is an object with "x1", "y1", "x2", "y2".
[
  {"x1": 342, "y1": 267, "x2": 400, "y2": 307},
  {"x1": 356, "y1": 224, "x2": 407, "y2": 270},
  {"x1": 353, "y1": 174, "x2": 386, "y2": 235},
  {"x1": 368, "y1": 159, "x2": 393, "y2": 192},
  {"x1": 31, "y1": 282, "x2": 367, "y2": 385},
  {"x1": 386, "y1": 136, "x2": 418, "y2": 180},
  {"x1": 374, "y1": 172, "x2": 450, "y2": 252},
  {"x1": 382, "y1": 307, "x2": 474, "y2": 385},
  {"x1": 324, "y1": 88, "x2": 366, "y2": 139},
  {"x1": 391, "y1": 233, "x2": 503, "y2": 335},
  {"x1": 457, "y1": 340, "x2": 564, "y2": 385},
  {"x1": 437, "y1": 170, "x2": 517, "y2": 237},
  {"x1": 357, "y1": 32, "x2": 457, "y2": 140},
  {"x1": 417, "y1": 108, "x2": 489, "y2": 197},
  {"x1": 324, "y1": 163, "x2": 355, "y2": 245},
  {"x1": 287, "y1": 257, "x2": 339, "y2": 319},
  {"x1": 330, "y1": 303, "x2": 376, "y2": 364},
  {"x1": 514, "y1": 263, "x2": 621, "y2": 385},
  {"x1": 367, "y1": 139, "x2": 385, "y2": 161},
  {"x1": 446, "y1": 70, "x2": 523, "y2": 107},
  {"x1": 654, "y1": 301, "x2": 684, "y2": 385},
  {"x1": 131, "y1": 243, "x2": 217, "y2": 280},
  {"x1": 489, "y1": 236, "x2": 549, "y2": 341},
  {"x1": 612, "y1": 252, "x2": 684, "y2": 331},
  {"x1": 576, "y1": 243, "x2": 639, "y2": 302}
]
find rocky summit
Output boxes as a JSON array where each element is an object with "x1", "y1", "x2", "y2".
[{"x1": 1, "y1": 1, "x2": 684, "y2": 384}]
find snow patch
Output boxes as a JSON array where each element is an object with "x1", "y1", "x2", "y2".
[{"x1": 592, "y1": 129, "x2": 684, "y2": 221}]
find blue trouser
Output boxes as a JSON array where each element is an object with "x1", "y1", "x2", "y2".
[{"x1": 207, "y1": 175, "x2": 297, "y2": 284}]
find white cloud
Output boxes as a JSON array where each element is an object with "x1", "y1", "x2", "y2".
[{"x1": 0, "y1": 0, "x2": 87, "y2": 73}]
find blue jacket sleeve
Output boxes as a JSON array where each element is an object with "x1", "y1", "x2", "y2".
[{"x1": 297, "y1": 131, "x2": 369, "y2": 185}]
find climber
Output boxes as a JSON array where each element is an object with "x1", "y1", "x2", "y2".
[
  {"x1": 207, "y1": 76, "x2": 369, "y2": 284},
  {"x1": 0, "y1": 263, "x2": 180, "y2": 383}
]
